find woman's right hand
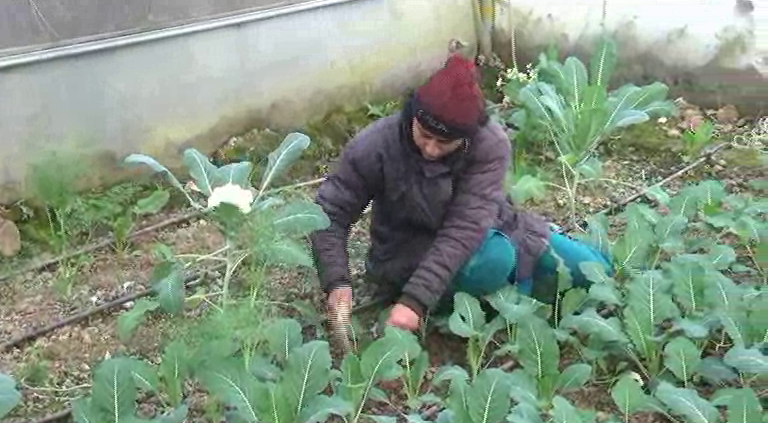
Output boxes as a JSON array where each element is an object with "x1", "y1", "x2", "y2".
[
  {"x1": 327, "y1": 286, "x2": 353, "y2": 312},
  {"x1": 327, "y1": 287, "x2": 354, "y2": 352}
]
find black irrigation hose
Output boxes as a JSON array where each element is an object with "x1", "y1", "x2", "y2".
[
  {"x1": 567, "y1": 141, "x2": 732, "y2": 231},
  {"x1": 27, "y1": 297, "x2": 390, "y2": 423},
  {"x1": 0, "y1": 264, "x2": 225, "y2": 352},
  {"x1": 0, "y1": 177, "x2": 327, "y2": 284}
]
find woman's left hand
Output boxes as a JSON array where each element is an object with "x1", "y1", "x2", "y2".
[{"x1": 386, "y1": 303, "x2": 421, "y2": 331}]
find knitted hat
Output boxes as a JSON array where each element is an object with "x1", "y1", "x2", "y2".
[{"x1": 414, "y1": 55, "x2": 486, "y2": 139}]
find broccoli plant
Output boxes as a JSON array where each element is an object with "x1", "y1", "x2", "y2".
[{"x1": 116, "y1": 133, "x2": 330, "y2": 339}]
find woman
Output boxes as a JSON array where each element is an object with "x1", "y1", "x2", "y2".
[{"x1": 309, "y1": 54, "x2": 613, "y2": 332}]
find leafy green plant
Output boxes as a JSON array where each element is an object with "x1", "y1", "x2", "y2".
[
  {"x1": 72, "y1": 356, "x2": 188, "y2": 422},
  {"x1": 198, "y1": 338, "x2": 346, "y2": 423},
  {"x1": 514, "y1": 35, "x2": 676, "y2": 162},
  {"x1": 423, "y1": 178, "x2": 764, "y2": 423},
  {"x1": 435, "y1": 367, "x2": 515, "y2": 423},
  {"x1": 333, "y1": 325, "x2": 424, "y2": 422},
  {"x1": 682, "y1": 119, "x2": 716, "y2": 158},
  {"x1": 24, "y1": 151, "x2": 89, "y2": 251},
  {"x1": 501, "y1": 35, "x2": 676, "y2": 227},
  {"x1": 111, "y1": 188, "x2": 171, "y2": 254},
  {"x1": 16, "y1": 345, "x2": 52, "y2": 387},
  {"x1": 452, "y1": 285, "x2": 600, "y2": 420},
  {"x1": 366, "y1": 100, "x2": 402, "y2": 119},
  {"x1": 116, "y1": 133, "x2": 331, "y2": 339},
  {"x1": 547, "y1": 180, "x2": 767, "y2": 420},
  {"x1": 66, "y1": 182, "x2": 151, "y2": 242},
  {"x1": 50, "y1": 254, "x2": 93, "y2": 299},
  {"x1": 447, "y1": 293, "x2": 508, "y2": 379}
]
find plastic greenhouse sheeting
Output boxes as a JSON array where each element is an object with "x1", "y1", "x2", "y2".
[{"x1": 0, "y1": 0, "x2": 311, "y2": 57}]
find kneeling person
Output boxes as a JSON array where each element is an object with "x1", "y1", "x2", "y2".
[{"x1": 309, "y1": 54, "x2": 613, "y2": 332}]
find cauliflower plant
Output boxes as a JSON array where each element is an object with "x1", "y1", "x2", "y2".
[{"x1": 207, "y1": 183, "x2": 254, "y2": 214}]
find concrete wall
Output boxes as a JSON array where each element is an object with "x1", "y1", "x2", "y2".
[
  {"x1": 0, "y1": 0, "x2": 477, "y2": 203},
  {"x1": 492, "y1": 0, "x2": 768, "y2": 113}
]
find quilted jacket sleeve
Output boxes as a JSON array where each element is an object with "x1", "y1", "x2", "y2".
[
  {"x1": 309, "y1": 120, "x2": 385, "y2": 293},
  {"x1": 399, "y1": 124, "x2": 510, "y2": 316}
]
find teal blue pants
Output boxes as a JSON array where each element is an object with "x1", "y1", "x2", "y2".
[{"x1": 452, "y1": 229, "x2": 614, "y2": 304}]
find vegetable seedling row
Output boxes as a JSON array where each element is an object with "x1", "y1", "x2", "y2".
[{"x1": 0, "y1": 178, "x2": 327, "y2": 284}]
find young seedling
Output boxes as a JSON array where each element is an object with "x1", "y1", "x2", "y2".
[
  {"x1": 682, "y1": 119, "x2": 716, "y2": 158},
  {"x1": 559, "y1": 180, "x2": 766, "y2": 396},
  {"x1": 447, "y1": 292, "x2": 507, "y2": 380},
  {"x1": 332, "y1": 325, "x2": 421, "y2": 423},
  {"x1": 71, "y1": 356, "x2": 188, "y2": 422},
  {"x1": 112, "y1": 188, "x2": 171, "y2": 255}
]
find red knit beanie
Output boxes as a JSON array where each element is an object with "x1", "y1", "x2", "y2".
[{"x1": 414, "y1": 55, "x2": 485, "y2": 138}]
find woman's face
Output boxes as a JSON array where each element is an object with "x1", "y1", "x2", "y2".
[{"x1": 411, "y1": 118, "x2": 463, "y2": 161}]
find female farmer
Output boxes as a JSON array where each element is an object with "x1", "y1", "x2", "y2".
[{"x1": 309, "y1": 54, "x2": 612, "y2": 332}]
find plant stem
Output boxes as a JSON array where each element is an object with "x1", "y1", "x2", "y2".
[
  {"x1": 178, "y1": 245, "x2": 230, "y2": 264},
  {"x1": 203, "y1": 297, "x2": 223, "y2": 313},
  {"x1": 221, "y1": 240, "x2": 235, "y2": 309},
  {"x1": 469, "y1": 338, "x2": 480, "y2": 380},
  {"x1": 45, "y1": 208, "x2": 56, "y2": 246},
  {"x1": 250, "y1": 263, "x2": 268, "y2": 307},
  {"x1": 622, "y1": 346, "x2": 651, "y2": 382},
  {"x1": 569, "y1": 172, "x2": 583, "y2": 232},
  {"x1": 744, "y1": 244, "x2": 767, "y2": 284},
  {"x1": 650, "y1": 247, "x2": 663, "y2": 270},
  {"x1": 580, "y1": 178, "x2": 643, "y2": 190},
  {"x1": 57, "y1": 210, "x2": 67, "y2": 248}
]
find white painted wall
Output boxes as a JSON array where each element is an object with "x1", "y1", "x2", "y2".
[
  {"x1": 754, "y1": 0, "x2": 768, "y2": 72},
  {"x1": 497, "y1": 0, "x2": 757, "y2": 68},
  {"x1": 494, "y1": 0, "x2": 766, "y2": 109}
]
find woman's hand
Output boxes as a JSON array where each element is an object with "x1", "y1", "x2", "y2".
[
  {"x1": 327, "y1": 287, "x2": 353, "y2": 314},
  {"x1": 386, "y1": 303, "x2": 421, "y2": 331}
]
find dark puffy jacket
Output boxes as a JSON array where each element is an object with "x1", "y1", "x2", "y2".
[{"x1": 309, "y1": 112, "x2": 551, "y2": 317}]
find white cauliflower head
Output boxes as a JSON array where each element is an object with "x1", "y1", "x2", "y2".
[{"x1": 207, "y1": 183, "x2": 254, "y2": 214}]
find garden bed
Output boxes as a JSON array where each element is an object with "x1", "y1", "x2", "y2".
[{"x1": 0, "y1": 48, "x2": 766, "y2": 423}]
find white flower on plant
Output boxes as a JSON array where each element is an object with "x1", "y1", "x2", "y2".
[{"x1": 207, "y1": 183, "x2": 254, "y2": 214}]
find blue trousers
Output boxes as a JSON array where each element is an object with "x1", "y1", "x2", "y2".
[{"x1": 452, "y1": 228, "x2": 614, "y2": 304}]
